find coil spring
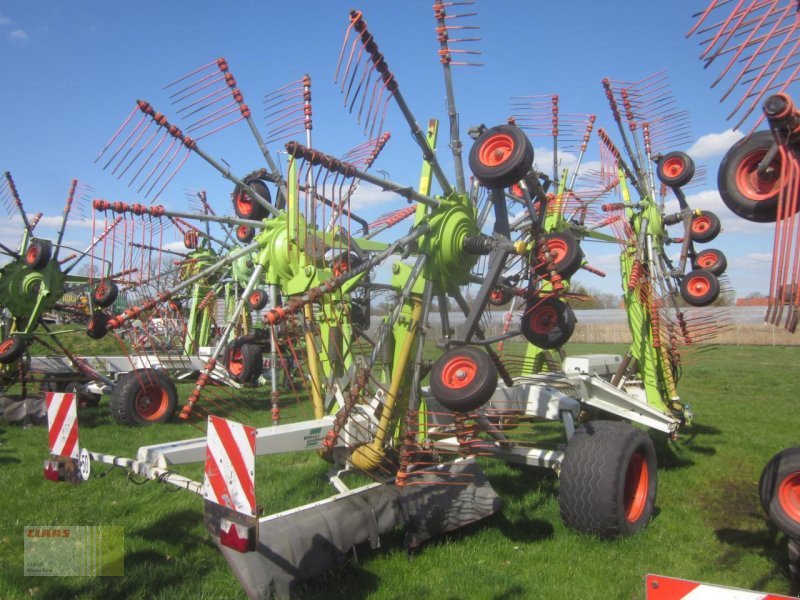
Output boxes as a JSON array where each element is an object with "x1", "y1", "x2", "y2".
[
  {"x1": 379, "y1": 329, "x2": 396, "y2": 365},
  {"x1": 462, "y1": 235, "x2": 494, "y2": 255},
  {"x1": 628, "y1": 261, "x2": 642, "y2": 291}
]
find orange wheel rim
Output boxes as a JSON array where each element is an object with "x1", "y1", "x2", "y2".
[
  {"x1": 697, "y1": 253, "x2": 718, "y2": 269},
  {"x1": 228, "y1": 349, "x2": 244, "y2": 376},
  {"x1": 478, "y1": 133, "x2": 515, "y2": 167},
  {"x1": 778, "y1": 472, "x2": 800, "y2": 522},
  {"x1": 530, "y1": 305, "x2": 558, "y2": 335},
  {"x1": 624, "y1": 452, "x2": 649, "y2": 522},
  {"x1": 546, "y1": 238, "x2": 568, "y2": 264},
  {"x1": 440, "y1": 356, "x2": 478, "y2": 390},
  {"x1": 235, "y1": 191, "x2": 254, "y2": 216},
  {"x1": 94, "y1": 283, "x2": 107, "y2": 300},
  {"x1": 687, "y1": 274, "x2": 710, "y2": 297},
  {"x1": 662, "y1": 157, "x2": 685, "y2": 179},
  {"x1": 490, "y1": 289, "x2": 505, "y2": 303},
  {"x1": 135, "y1": 383, "x2": 169, "y2": 420},
  {"x1": 692, "y1": 216, "x2": 710, "y2": 234},
  {"x1": 249, "y1": 292, "x2": 261, "y2": 306},
  {"x1": 26, "y1": 247, "x2": 38, "y2": 263},
  {"x1": 0, "y1": 339, "x2": 14, "y2": 353},
  {"x1": 735, "y1": 149, "x2": 783, "y2": 202},
  {"x1": 237, "y1": 225, "x2": 250, "y2": 239}
]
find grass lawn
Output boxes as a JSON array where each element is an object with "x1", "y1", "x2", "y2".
[{"x1": 0, "y1": 343, "x2": 798, "y2": 599}]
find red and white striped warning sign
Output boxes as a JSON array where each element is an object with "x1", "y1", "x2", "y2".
[
  {"x1": 46, "y1": 392, "x2": 79, "y2": 460},
  {"x1": 646, "y1": 574, "x2": 794, "y2": 599},
  {"x1": 203, "y1": 416, "x2": 256, "y2": 517}
]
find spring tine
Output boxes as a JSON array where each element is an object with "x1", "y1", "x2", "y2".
[
  {"x1": 2, "y1": 172, "x2": 33, "y2": 236},
  {"x1": 688, "y1": 0, "x2": 800, "y2": 129},
  {"x1": 335, "y1": 10, "x2": 453, "y2": 194}
]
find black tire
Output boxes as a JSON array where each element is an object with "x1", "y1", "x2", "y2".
[
  {"x1": 759, "y1": 446, "x2": 800, "y2": 539},
  {"x1": 690, "y1": 210, "x2": 721, "y2": 243},
  {"x1": 65, "y1": 380, "x2": 100, "y2": 408},
  {"x1": 248, "y1": 289, "x2": 269, "y2": 311},
  {"x1": 24, "y1": 240, "x2": 51, "y2": 270},
  {"x1": 680, "y1": 269, "x2": 720, "y2": 306},
  {"x1": 468, "y1": 124, "x2": 534, "y2": 189},
  {"x1": 87, "y1": 312, "x2": 110, "y2": 339},
  {"x1": 350, "y1": 298, "x2": 370, "y2": 332},
  {"x1": 233, "y1": 177, "x2": 270, "y2": 221},
  {"x1": 93, "y1": 280, "x2": 119, "y2": 308},
  {"x1": 109, "y1": 368, "x2": 177, "y2": 426},
  {"x1": 430, "y1": 346, "x2": 498, "y2": 413},
  {"x1": 657, "y1": 151, "x2": 695, "y2": 188},
  {"x1": 520, "y1": 296, "x2": 576, "y2": 349},
  {"x1": 0, "y1": 336, "x2": 25, "y2": 364},
  {"x1": 236, "y1": 225, "x2": 255, "y2": 244},
  {"x1": 692, "y1": 248, "x2": 727, "y2": 276},
  {"x1": 488, "y1": 287, "x2": 513, "y2": 307},
  {"x1": 559, "y1": 420, "x2": 658, "y2": 539},
  {"x1": 224, "y1": 339, "x2": 263, "y2": 384},
  {"x1": 718, "y1": 130, "x2": 787, "y2": 223},
  {"x1": 536, "y1": 232, "x2": 583, "y2": 279}
]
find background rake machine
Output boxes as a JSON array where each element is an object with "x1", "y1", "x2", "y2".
[
  {"x1": 585, "y1": 71, "x2": 732, "y2": 423},
  {"x1": 0, "y1": 172, "x2": 139, "y2": 407},
  {"x1": 687, "y1": 0, "x2": 800, "y2": 571},
  {"x1": 87, "y1": 56, "x2": 404, "y2": 429},
  {"x1": 42, "y1": 6, "x2": 738, "y2": 599}
]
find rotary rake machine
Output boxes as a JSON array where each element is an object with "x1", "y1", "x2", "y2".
[
  {"x1": 84, "y1": 57, "x2": 405, "y2": 429},
  {"x1": 687, "y1": 0, "x2": 800, "y2": 558},
  {"x1": 0, "y1": 171, "x2": 141, "y2": 404},
  {"x1": 43, "y1": 4, "x2": 731, "y2": 598}
]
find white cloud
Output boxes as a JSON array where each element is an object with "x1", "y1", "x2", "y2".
[
  {"x1": 9, "y1": 29, "x2": 28, "y2": 41},
  {"x1": 687, "y1": 129, "x2": 743, "y2": 160},
  {"x1": 12, "y1": 214, "x2": 96, "y2": 230},
  {"x1": 348, "y1": 182, "x2": 401, "y2": 210},
  {"x1": 665, "y1": 189, "x2": 774, "y2": 235}
]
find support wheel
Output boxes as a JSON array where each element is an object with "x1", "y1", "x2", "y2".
[
  {"x1": 430, "y1": 346, "x2": 498, "y2": 413},
  {"x1": 224, "y1": 339, "x2": 263, "y2": 384},
  {"x1": 87, "y1": 312, "x2": 110, "y2": 339},
  {"x1": 489, "y1": 287, "x2": 513, "y2": 307},
  {"x1": 468, "y1": 124, "x2": 534, "y2": 189},
  {"x1": 657, "y1": 151, "x2": 695, "y2": 188},
  {"x1": 233, "y1": 177, "x2": 270, "y2": 220},
  {"x1": 680, "y1": 269, "x2": 720, "y2": 306},
  {"x1": 248, "y1": 289, "x2": 269, "y2": 311},
  {"x1": 689, "y1": 211, "x2": 721, "y2": 243},
  {"x1": 759, "y1": 446, "x2": 800, "y2": 539},
  {"x1": 236, "y1": 225, "x2": 255, "y2": 243},
  {"x1": 521, "y1": 296, "x2": 576, "y2": 350},
  {"x1": 0, "y1": 336, "x2": 26, "y2": 364},
  {"x1": 24, "y1": 240, "x2": 51, "y2": 270},
  {"x1": 718, "y1": 130, "x2": 788, "y2": 223},
  {"x1": 692, "y1": 248, "x2": 727, "y2": 276},
  {"x1": 93, "y1": 280, "x2": 119, "y2": 308},
  {"x1": 559, "y1": 420, "x2": 657, "y2": 539},
  {"x1": 536, "y1": 232, "x2": 583, "y2": 279},
  {"x1": 110, "y1": 368, "x2": 177, "y2": 426}
]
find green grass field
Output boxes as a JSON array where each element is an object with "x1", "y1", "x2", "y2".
[{"x1": 1, "y1": 343, "x2": 799, "y2": 599}]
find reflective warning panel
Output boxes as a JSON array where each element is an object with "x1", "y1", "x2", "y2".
[
  {"x1": 203, "y1": 415, "x2": 256, "y2": 517},
  {"x1": 646, "y1": 574, "x2": 794, "y2": 599}
]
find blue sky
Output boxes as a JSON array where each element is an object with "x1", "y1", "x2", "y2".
[{"x1": 0, "y1": 1, "x2": 783, "y2": 296}]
